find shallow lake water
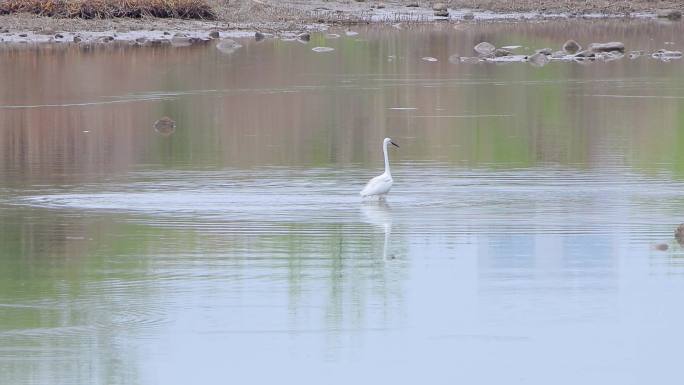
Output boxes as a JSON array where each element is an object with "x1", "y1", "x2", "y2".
[{"x1": 2, "y1": 20, "x2": 684, "y2": 385}]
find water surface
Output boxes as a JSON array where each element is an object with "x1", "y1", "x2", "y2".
[{"x1": 2, "y1": 20, "x2": 684, "y2": 385}]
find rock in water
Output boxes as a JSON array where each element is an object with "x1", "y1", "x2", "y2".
[
  {"x1": 171, "y1": 34, "x2": 192, "y2": 47},
  {"x1": 216, "y1": 39, "x2": 242, "y2": 54},
  {"x1": 421, "y1": 56, "x2": 438, "y2": 62},
  {"x1": 154, "y1": 117, "x2": 176, "y2": 136},
  {"x1": 474, "y1": 41, "x2": 495, "y2": 55},
  {"x1": 434, "y1": 9, "x2": 449, "y2": 17},
  {"x1": 460, "y1": 57, "x2": 482, "y2": 64},
  {"x1": 676, "y1": 224, "x2": 684, "y2": 245},
  {"x1": 562, "y1": 39, "x2": 581, "y2": 54},
  {"x1": 494, "y1": 48, "x2": 512, "y2": 57},
  {"x1": 574, "y1": 50, "x2": 596, "y2": 59},
  {"x1": 655, "y1": 243, "x2": 669, "y2": 251},
  {"x1": 463, "y1": 12, "x2": 475, "y2": 20},
  {"x1": 528, "y1": 52, "x2": 550, "y2": 67},
  {"x1": 535, "y1": 48, "x2": 553, "y2": 55},
  {"x1": 588, "y1": 42, "x2": 625, "y2": 53},
  {"x1": 298, "y1": 32, "x2": 310, "y2": 42},
  {"x1": 656, "y1": 9, "x2": 682, "y2": 20},
  {"x1": 255, "y1": 32, "x2": 265, "y2": 41},
  {"x1": 551, "y1": 50, "x2": 566, "y2": 58},
  {"x1": 209, "y1": 31, "x2": 220, "y2": 39},
  {"x1": 652, "y1": 49, "x2": 683, "y2": 60},
  {"x1": 312, "y1": 46, "x2": 335, "y2": 53}
]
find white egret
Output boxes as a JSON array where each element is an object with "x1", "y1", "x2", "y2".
[{"x1": 360, "y1": 137, "x2": 399, "y2": 199}]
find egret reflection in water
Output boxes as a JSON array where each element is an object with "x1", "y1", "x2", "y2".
[{"x1": 361, "y1": 201, "x2": 394, "y2": 260}]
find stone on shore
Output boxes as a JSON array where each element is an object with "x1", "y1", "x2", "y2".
[
  {"x1": 463, "y1": 12, "x2": 475, "y2": 20},
  {"x1": 656, "y1": 9, "x2": 682, "y2": 20}
]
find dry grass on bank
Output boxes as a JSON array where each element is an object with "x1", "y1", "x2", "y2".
[{"x1": 0, "y1": 0, "x2": 216, "y2": 19}]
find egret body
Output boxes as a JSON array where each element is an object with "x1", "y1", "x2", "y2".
[{"x1": 360, "y1": 138, "x2": 399, "y2": 199}]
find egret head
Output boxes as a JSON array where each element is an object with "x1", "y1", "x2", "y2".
[{"x1": 384, "y1": 137, "x2": 400, "y2": 148}]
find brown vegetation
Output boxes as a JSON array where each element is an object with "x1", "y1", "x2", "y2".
[{"x1": 0, "y1": 0, "x2": 216, "y2": 19}]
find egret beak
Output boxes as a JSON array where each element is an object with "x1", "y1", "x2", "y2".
[{"x1": 391, "y1": 141, "x2": 400, "y2": 148}]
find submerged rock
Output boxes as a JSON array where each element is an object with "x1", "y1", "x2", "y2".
[
  {"x1": 154, "y1": 117, "x2": 176, "y2": 136},
  {"x1": 596, "y1": 51, "x2": 624, "y2": 62},
  {"x1": 421, "y1": 56, "x2": 438, "y2": 62},
  {"x1": 448, "y1": 54, "x2": 461, "y2": 64},
  {"x1": 652, "y1": 49, "x2": 683, "y2": 60},
  {"x1": 171, "y1": 34, "x2": 192, "y2": 47},
  {"x1": 562, "y1": 39, "x2": 581, "y2": 54},
  {"x1": 460, "y1": 56, "x2": 482, "y2": 64},
  {"x1": 535, "y1": 48, "x2": 553, "y2": 55},
  {"x1": 216, "y1": 39, "x2": 242, "y2": 54},
  {"x1": 528, "y1": 52, "x2": 550, "y2": 67},
  {"x1": 655, "y1": 243, "x2": 669, "y2": 251},
  {"x1": 629, "y1": 50, "x2": 643, "y2": 59},
  {"x1": 588, "y1": 42, "x2": 625, "y2": 53},
  {"x1": 656, "y1": 9, "x2": 682, "y2": 20},
  {"x1": 312, "y1": 46, "x2": 335, "y2": 52},
  {"x1": 474, "y1": 41, "x2": 496, "y2": 55}
]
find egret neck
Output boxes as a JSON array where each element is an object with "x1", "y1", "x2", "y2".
[{"x1": 383, "y1": 139, "x2": 391, "y2": 177}]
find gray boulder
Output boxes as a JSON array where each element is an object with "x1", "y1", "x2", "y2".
[
  {"x1": 474, "y1": 41, "x2": 495, "y2": 55},
  {"x1": 588, "y1": 42, "x2": 625, "y2": 53},
  {"x1": 656, "y1": 9, "x2": 682, "y2": 20},
  {"x1": 528, "y1": 52, "x2": 550, "y2": 67},
  {"x1": 494, "y1": 48, "x2": 512, "y2": 57},
  {"x1": 562, "y1": 39, "x2": 581, "y2": 54}
]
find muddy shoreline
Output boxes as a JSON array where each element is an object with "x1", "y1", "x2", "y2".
[{"x1": 0, "y1": 0, "x2": 681, "y2": 46}]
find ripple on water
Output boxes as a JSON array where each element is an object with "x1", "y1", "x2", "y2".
[{"x1": 11, "y1": 166, "x2": 684, "y2": 240}]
